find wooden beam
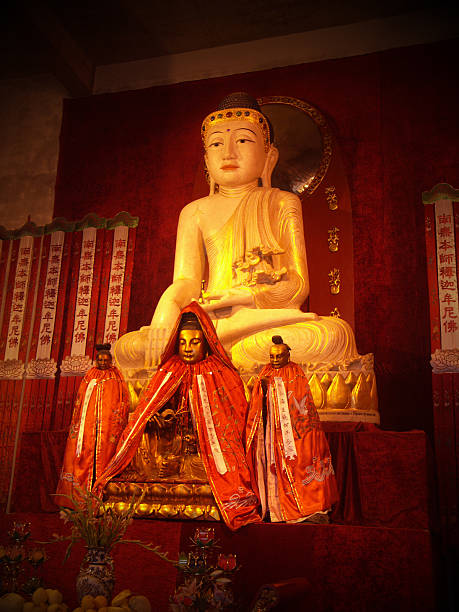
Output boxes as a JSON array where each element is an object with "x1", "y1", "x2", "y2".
[{"x1": 22, "y1": 1, "x2": 94, "y2": 97}]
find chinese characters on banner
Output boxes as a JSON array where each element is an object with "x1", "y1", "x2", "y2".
[
  {"x1": 71, "y1": 227, "x2": 97, "y2": 357},
  {"x1": 0, "y1": 213, "x2": 138, "y2": 510},
  {"x1": 0, "y1": 213, "x2": 137, "y2": 383},
  {"x1": 103, "y1": 225, "x2": 129, "y2": 346},
  {"x1": 36, "y1": 231, "x2": 65, "y2": 362},
  {"x1": 435, "y1": 200, "x2": 459, "y2": 349},
  {"x1": 423, "y1": 184, "x2": 459, "y2": 374},
  {"x1": 5, "y1": 236, "x2": 34, "y2": 362}
]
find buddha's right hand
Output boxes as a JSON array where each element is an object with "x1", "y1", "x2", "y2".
[
  {"x1": 145, "y1": 326, "x2": 171, "y2": 368},
  {"x1": 201, "y1": 287, "x2": 254, "y2": 316},
  {"x1": 152, "y1": 408, "x2": 176, "y2": 429}
]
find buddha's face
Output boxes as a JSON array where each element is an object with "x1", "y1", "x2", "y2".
[
  {"x1": 96, "y1": 352, "x2": 112, "y2": 370},
  {"x1": 269, "y1": 345, "x2": 290, "y2": 369},
  {"x1": 205, "y1": 119, "x2": 267, "y2": 188},
  {"x1": 178, "y1": 329, "x2": 206, "y2": 364}
]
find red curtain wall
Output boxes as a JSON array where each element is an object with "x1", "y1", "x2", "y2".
[{"x1": 53, "y1": 39, "x2": 459, "y2": 435}]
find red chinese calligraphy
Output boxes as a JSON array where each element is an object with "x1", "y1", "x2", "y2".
[{"x1": 442, "y1": 306, "x2": 457, "y2": 319}]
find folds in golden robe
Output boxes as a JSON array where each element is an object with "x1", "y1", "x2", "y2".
[
  {"x1": 247, "y1": 362, "x2": 339, "y2": 522},
  {"x1": 93, "y1": 302, "x2": 261, "y2": 531},
  {"x1": 56, "y1": 366, "x2": 130, "y2": 507}
]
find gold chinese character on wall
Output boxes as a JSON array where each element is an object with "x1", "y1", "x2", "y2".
[
  {"x1": 328, "y1": 268, "x2": 341, "y2": 294},
  {"x1": 328, "y1": 227, "x2": 340, "y2": 252},
  {"x1": 325, "y1": 186, "x2": 338, "y2": 210}
]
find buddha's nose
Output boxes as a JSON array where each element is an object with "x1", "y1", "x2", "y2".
[{"x1": 223, "y1": 137, "x2": 236, "y2": 158}]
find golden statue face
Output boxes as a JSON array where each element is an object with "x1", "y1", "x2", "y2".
[
  {"x1": 178, "y1": 329, "x2": 206, "y2": 364},
  {"x1": 270, "y1": 345, "x2": 290, "y2": 369},
  {"x1": 205, "y1": 119, "x2": 266, "y2": 188},
  {"x1": 96, "y1": 352, "x2": 112, "y2": 370}
]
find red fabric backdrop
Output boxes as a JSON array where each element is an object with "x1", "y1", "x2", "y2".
[{"x1": 53, "y1": 39, "x2": 459, "y2": 436}]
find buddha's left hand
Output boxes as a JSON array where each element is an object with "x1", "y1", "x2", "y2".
[{"x1": 201, "y1": 288, "x2": 254, "y2": 314}]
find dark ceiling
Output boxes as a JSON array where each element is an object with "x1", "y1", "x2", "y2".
[{"x1": 2, "y1": 1, "x2": 455, "y2": 96}]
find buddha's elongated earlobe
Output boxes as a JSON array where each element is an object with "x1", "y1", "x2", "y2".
[
  {"x1": 209, "y1": 175, "x2": 217, "y2": 195},
  {"x1": 204, "y1": 156, "x2": 217, "y2": 194},
  {"x1": 261, "y1": 145, "x2": 279, "y2": 188}
]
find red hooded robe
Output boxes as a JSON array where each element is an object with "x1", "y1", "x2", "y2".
[
  {"x1": 246, "y1": 361, "x2": 338, "y2": 522},
  {"x1": 93, "y1": 302, "x2": 261, "y2": 531},
  {"x1": 56, "y1": 364, "x2": 130, "y2": 507}
]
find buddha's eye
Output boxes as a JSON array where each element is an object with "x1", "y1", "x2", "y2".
[
  {"x1": 237, "y1": 138, "x2": 253, "y2": 144},
  {"x1": 208, "y1": 141, "x2": 222, "y2": 148}
]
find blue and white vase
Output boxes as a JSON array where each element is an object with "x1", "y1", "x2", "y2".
[{"x1": 76, "y1": 547, "x2": 115, "y2": 603}]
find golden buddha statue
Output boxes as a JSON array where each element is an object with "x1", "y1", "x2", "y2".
[
  {"x1": 101, "y1": 303, "x2": 261, "y2": 527},
  {"x1": 127, "y1": 325, "x2": 208, "y2": 484},
  {"x1": 116, "y1": 92, "x2": 378, "y2": 422}
]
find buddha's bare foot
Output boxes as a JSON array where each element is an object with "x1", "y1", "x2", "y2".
[{"x1": 158, "y1": 456, "x2": 181, "y2": 479}]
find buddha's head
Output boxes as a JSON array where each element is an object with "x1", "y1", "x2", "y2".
[
  {"x1": 95, "y1": 344, "x2": 113, "y2": 370},
  {"x1": 177, "y1": 313, "x2": 208, "y2": 364},
  {"x1": 269, "y1": 335, "x2": 290, "y2": 369},
  {"x1": 201, "y1": 92, "x2": 279, "y2": 193}
]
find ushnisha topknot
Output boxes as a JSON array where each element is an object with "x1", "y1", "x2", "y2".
[
  {"x1": 179, "y1": 312, "x2": 202, "y2": 331},
  {"x1": 217, "y1": 92, "x2": 260, "y2": 111},
  {"x1": 95, "y1": 343, "x2": 111, "y2": 353},
  {"x1": 272, "y1": 335, "x2": 291, "y2": 351},
  {"x1": 201, "y1": 91, "x2": 274, "y2": 152}
]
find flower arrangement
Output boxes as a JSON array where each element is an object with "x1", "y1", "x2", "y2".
[
  {"x1": 48, "y1": 486, "x2": 173, "y2": 563},
  {"x1": 170, "y1": 528, "x2": 238, "y2": 611}
]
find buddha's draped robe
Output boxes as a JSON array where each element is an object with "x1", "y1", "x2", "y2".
[
  {"x1": 114, "y1": 187, "x2": 360, "y2": 373},
  {"x1": 94, "y1": 302, "x2": 261, "y2": 531},
  {"x1": 56, "y1": 366, "x2": 130, "y2": 507},
  {"x1": 247, "y1": 362, "x2": 339, "y2": 522},
  {"x1": 205, "y1": 187, "x2": 307, "y2": 308},
  {"x1": 201, "y1": 187, "x2": 359, "y2": 368}
]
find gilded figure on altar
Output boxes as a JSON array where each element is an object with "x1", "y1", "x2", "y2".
[{"x1": 95, "y1": 302, "x2": 261, "y2": 530}]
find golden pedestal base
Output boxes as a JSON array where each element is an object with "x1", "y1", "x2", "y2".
[
  {"x1": 309, "y1": 369, "x2": 380, "y2": 424},
  {"x1": 103, "y1": 480, "x2": 220, "y2": 521}
]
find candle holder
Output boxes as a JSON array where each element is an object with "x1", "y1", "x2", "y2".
[{"x1": 170, "y1": 528, "x2": 239, "y2": 611}]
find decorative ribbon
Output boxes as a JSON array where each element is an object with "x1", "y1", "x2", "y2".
[
  {"x1": 196, "y1": 374, "x2": 227, "y2": 475},
  {"x1": 76, "y1": 378, "x2": 97, "y2": 457},
  {"x1": 273, "y1": 377, "x2": 297, "y2": 461}
]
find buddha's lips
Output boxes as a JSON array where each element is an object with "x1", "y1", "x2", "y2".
[{"x1": 221, "y1": 164, "x2": 239, "y2": 170}]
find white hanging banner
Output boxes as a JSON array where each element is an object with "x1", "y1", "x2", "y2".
[
  {"x1": 5, "y1": 236, "x2": 34, "y2": 361},
  {"x1": 196, "y1": 374, "x2": 227, "y2": 475},
  {"x1": 435, "y1": 200, "x2": 459, "y2": 349},
  {"x1": 273, "y1": 377, "x2": 297, "y2": 461},
  {"x1": 103, "y1": 225, "x2": 128, "y2": 346},
  {"x1": 36, "y1": 231, "x2": 65, "y2": 360},
  {"x1": 71, "y1": 227, "x2": 97, "y2": 356}
]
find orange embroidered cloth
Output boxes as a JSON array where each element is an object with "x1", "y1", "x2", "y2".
[
  {"x1": 55, "y1": 366, "x2": 130, "y2": 507},
  {"x1": 247, "y1": 362, "x2": 339, "y2": 522},
  {"x1": 94, "y1": 303, "x2": 261, "y2": 531}
]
